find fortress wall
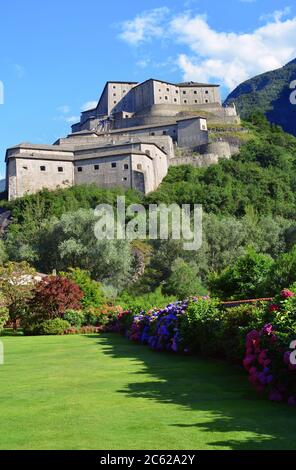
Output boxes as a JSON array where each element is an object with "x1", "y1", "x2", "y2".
[
  {"x1": 153, "y1": 81, "x2": 180, "y2": 106},
  {"x1": 139, "y1": 143, "x2": 168, "y2": 188},
  {"x1": 177, "y1": 119, "x2": 208, "y2": 147},
  {"x1": 74, "y1": 154, "x2": 132, "y2": 190},
  {"x1": 10, "y1": 157, "x2": 74, "y2": 199},
  {"x1": 169, "y1": 154, "x2": 220, "y2": 167},
  {"x1": 198, "y1": 141, "x2": 231, "y2": 158},
  {"x1": 131, "y1": 154, "x2": 155, "y2": 194},
  {"x1": 7, "y1": 158, "x2": 17, "y2": 200}
]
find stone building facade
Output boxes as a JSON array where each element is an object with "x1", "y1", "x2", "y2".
[{"x1": 5, "y1": 78, "x2": 238, "y2": 200}]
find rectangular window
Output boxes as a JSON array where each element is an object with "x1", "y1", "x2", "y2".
[
  {"x1": 124, "y1": 164, "x2": 129, "y2": 170},
  {"x1": 163, "y1": 131, "x2": 167, "y2": 135},
  {"x1": 94, "y1": 165, "x2": 99, "y2": 170},
  {"x1": 165, "y1": 96, "x2": 168, "y2": 100},
  {"x1": 77, "y1": 167, "x2": 83, "y2": 172},
  {"x1": 111, "y1": 162, "x2": 117, "y2": 168},
  {"x1": 58, "y1": 167, "x2": 63, "y2": 172},
  {"x1": 183, "y1": 91, "x2": 186, "y2": 94},
  {"x1": 194, "y1": 90, "x2": 197, "y2": 94},
  {"x1": 40, "y1": 166, "x2": 46, "y2": 172}
]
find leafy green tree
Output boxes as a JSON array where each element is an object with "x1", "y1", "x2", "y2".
[
  {"x1": 209, "y1": 248, "x2": 274, "y2": 300},
  {"x1": 163, "y1": 258, "x2": 207, "y2": 299},
  {"x1": 268, "y1": 246, "x2": 296, "y2": 294}
]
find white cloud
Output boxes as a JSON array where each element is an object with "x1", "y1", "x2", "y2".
[
  {"x1": 260, "y1": 6, "x2": 291, "y2": 22},
  {"x1": 170, "y1": 12, "x2": 296, "y2": 89},
  {"x1": 81, "y1": 100, "x2": 97, "y2": 111},
  {"x1": 119, "y1": 8, "x2": 296, "y2": 90},
  {"x1": 118, "y1": 7, "x2": 169, "y2": 45},
  {"x1": 57, "y1": 105, "x2": 70, "y2": 114}
]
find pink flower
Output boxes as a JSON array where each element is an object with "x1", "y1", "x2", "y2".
[
  {"x1": 243, "y1": 355, "x2": 256, "y2": 370},
  {"x1": 280, "y1": 289, "x2": 294, "y2": 299}
]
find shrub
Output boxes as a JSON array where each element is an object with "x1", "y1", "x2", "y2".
[
  {"x1": 209, "y1": 248, "x2": 273, "y2": 300},
  {"x1": 0, "y1": 307, "x2": 9, "y2": 333},
  {"x1": 0, "y1": 262, "x2": 36, "y2": 330},
  {"x1": 244, "y1": 287, "x2": 296, "y2": 404},
  {"x1": 219, "y1": 304, "x2": 265, "y2": 362},
  {"x1": 84, "y1": 305, "x2": 123, "y2": 327},
  {"x1": 30, "y1": 276, "x2": 83, "y2": 320},
  {"x1": 163, "y1": 258, "x2": 207, "y2": 299},
  {"x1": 118, "y1": 288, "x2": 176, "y2": 314},
  {"x1": 64, "y1": 325, "x2": 104, "y2": 335},
  {"x1": 24, "y1": 318, "x2": 70, "y2": 336},
  {"x1": 60, "y1": 268, "x2": 105, "y2": 308},
  {"x1": 64, "y1": 310, "x2": 85, "y2": 327},
  {"x1": 179, "y1": 298, "x2": 221, "y2": 356}
]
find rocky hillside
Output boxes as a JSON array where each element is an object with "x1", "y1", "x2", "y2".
[{"x1": 224, "y1": 59, "x2": 296, "y2": 136}]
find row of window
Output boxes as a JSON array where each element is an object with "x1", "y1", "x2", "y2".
[
  {"x1": 77, "y1": 162, "x2": 130, "y2": 172},
  {"x1": 158, "y1": 88, "x2": 209, "y2": 95},
  {"x1": 77, "y1": 164, "x2": 143, "y2": 172},
  {"x1": 35, "y1": 163, "x2": 130, "y2": 173},
  {"x1": 158, "y1": 96, "x2": 208, "y2": 104}
]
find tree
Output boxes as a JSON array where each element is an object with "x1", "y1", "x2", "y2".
[
  {"x1": 209, "y1": 248, "x2": 274, "y2": 300},
  {"x1": 0, "y1": 262, "x2": 36, "y2": 330},
  {"x1": 30, "y1": 276, "x2": 83, "y2": 319},
  {"x1": 268, "y1": 246, "x2": 296, "y2": 294},
  {"x1": 163, "y1": 258, "x2": 207, "y2": 299}
]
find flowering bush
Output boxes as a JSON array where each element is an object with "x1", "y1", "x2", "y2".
[
  {"x1": 244, "y1": 288, "x2": 296, "y2": 404},
  {"x1": 64, "y1": 325, "x2": 104, "y2": 335},
  {"x1": 84, "y1": 305, "x2": 123, "y2": 327}
]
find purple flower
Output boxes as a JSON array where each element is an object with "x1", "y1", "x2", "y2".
[{"x1": 269, "y1": 389, "x2": 283, "y2": 402}]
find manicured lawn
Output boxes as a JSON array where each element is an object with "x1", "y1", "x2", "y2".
[{"x1": 0, "y1": 333, "x2": 295, "y2": 450}]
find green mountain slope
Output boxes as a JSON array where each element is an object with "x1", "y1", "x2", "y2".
[{"x1": 224, "y1": 59, "x2": 296, "y2": 136}]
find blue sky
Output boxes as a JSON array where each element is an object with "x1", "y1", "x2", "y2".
[{"x1": 0, "y1": 0, "x2": 296, "y2": 178}]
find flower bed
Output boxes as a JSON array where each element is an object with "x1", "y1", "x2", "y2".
[{"x1": 112, "y1": 290, "x2": 296, "y2": 406}]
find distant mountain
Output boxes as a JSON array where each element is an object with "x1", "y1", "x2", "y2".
[{"x1": 224, "y1": 59, "x2": 296, "y2": 136}]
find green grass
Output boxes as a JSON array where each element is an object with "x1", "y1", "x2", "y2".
[{"x1": 0, "y1": 334, "x2": 295, "y2": 450}]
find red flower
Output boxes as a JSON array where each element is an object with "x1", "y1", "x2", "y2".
[{"x1": 269, "y1": 303, "x2": 279, "y2": 312}]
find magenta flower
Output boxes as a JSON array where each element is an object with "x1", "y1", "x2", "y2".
[{"x1": 280, "y1": 289, "x2": 294, "y2": 299}]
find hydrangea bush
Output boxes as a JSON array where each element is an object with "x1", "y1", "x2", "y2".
[
  {"x1": 243, "y1": 288, "x2": 296, "y2": 405},
  {"x1": 113, "y1": 289, "x2": 296, "y2": 406}
]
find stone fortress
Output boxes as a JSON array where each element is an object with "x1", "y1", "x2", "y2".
[{"x1": 6, "y1": 78, "x2": 240, "y2": 200}]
